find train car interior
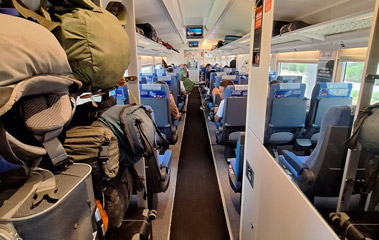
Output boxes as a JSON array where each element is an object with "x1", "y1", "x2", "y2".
[{"x1": 0, "y1": 0, "x2": 378, "y2": 239}]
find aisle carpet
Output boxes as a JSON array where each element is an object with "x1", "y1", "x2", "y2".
[{"x1": 170, "y1": 88, "x2": 229, "y2": 240}]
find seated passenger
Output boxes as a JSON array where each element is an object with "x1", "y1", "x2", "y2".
[
  {"x1": 214, "y1": 80, "x2": 234, "y2": 122},
  {"x1": 180, "y1": 68, "x2": 195, "y2": 94},
  {"x1": 268, "y1": 80, "x2": 282, "y2": 93},
  {"x1": 155, "y1": 81, "x2": 180, "y2": 120}
]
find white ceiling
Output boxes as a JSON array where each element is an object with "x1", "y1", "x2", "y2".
[{"x1": 134, "y1": 0, "x2": 376, "y2": 50}]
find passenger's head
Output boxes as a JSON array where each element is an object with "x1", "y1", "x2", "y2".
[
  {"x1": 155, "y1": 80, "x2": 167, "y2": 85},
  {"x1": 219, "y1": 80, "x2": 234, "y2": 100},
  {"x1": 205, "y1": 64, "x2": 212, "y2": 69},
  {"x1": 268, "y1": 80, "x2": 282, "y2": 92},
  {"x1": 167, "y1": 68, "x2": 174, "y2": 73},
  {"x1": 269, "y1": 80, "x2": 282, "y2": 88}
]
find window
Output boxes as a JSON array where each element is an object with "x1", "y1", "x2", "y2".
[
  {"x1": 155, "y1": 64, "x2": 162, "y2": 70},
  {"x1": 141, "y1": 66, "x2": 153, "y2": 74},
  {"x1": 341, "y1": 61, "x2": 364, "y2": 105},
  {"x1": 278, "y1": 62, "x2": 318, "y2": 99}
]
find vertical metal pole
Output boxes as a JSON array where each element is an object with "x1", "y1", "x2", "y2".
[{"x1": 123, "y1": 0, "x2": 140, "y2": 104}]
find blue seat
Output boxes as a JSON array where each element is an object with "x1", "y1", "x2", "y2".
[
  {"x1": 238, "y1": 75, "x2": 248, "y2": 85},
  {"x1": 110, "y1": 86, "x2": 129, "y2": 105},
  {"x1": 216, "y1": 85, "x2": 248, "y2": 158},
  {"x1": 155, "y1": 68, "x2": 166, "y2": 76},
  {"x1": 305, "y1": 83, "x2": 353, "y2": 144},
  {"x1": 140, "y1": 84, "x2": 178, "y2": 144},
  {"x1": 140, "y1": 76, "x2": 147, "y2": 84},
  {"x1": 278, "y1": 105, "x2": 355, "y2": 201},
  {"x1": 139, "y1": 73, "x2": 155, "y2": 83},
  {"x1": 265, "y1": 83, "x2": 307, "y2": 146},
  {"x1": 224, "y1": 68, "x2": 234, "y2": 75},
  {"x1": 215, "y1": 75, "x2": 239, "y2": 88},
  {"x1": 228, "y1": 132, "x2": 245, "y2": 193},
  {"x1": 156, "y1": 76, "x2": 180, "y2": 107},
  {"x1": 277, "y1": 75, "x2": 303, "y2": 83}
]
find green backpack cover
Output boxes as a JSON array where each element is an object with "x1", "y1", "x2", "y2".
[{"x1": 13, "y1": 0, "x2": 131, "y2": 92}]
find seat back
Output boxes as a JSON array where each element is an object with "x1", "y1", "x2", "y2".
[
  {"x1": 216, "y1": 85, "x2": 248, "y2": 144},
  {"x1": 223, "y1": 85, "x2": 248, "y2": 126},
  {"x1": 157, "y1": 76, "x2": 179, "y2": 105},
  {"x1": 139, "y1": 76, "x2": 147, "y2": 84},
  {"x1": 305, "y1": 105, "x2": 354, "y2": 198},
  {"x1": 140, "y1": 84, "x2": 170, "y2": 128},
  {"x1": 155, "y1": 68, "x2": 166, "y2": 76},
  {"x1": 265, "y1": 83, "x2": 307, "y2": 145},
  {"x1": 277, "y1": 75, "x2": 303, "y2": 83},
  {"x1": 224, "y1": 68, "x2": 233, "y2": 75},
  {"x1": 239, "y1": 75, "x2": 249, "y2": 85},
  {"x1": 306, "y1": 82, "x2": 353, "y2": 129},
  {"x1": 215, "y1": 75, "x2": 238, "y2": 87}
]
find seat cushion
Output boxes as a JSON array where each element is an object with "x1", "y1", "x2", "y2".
[{"x1": 269, "y1": 132, "x2": 294, "y2": 145}]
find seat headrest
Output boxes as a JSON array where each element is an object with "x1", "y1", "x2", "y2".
[
  {"x1": 222, "y1": 75, "x2": 237, "y2": 80},
  {"x1": 225, "y1": 85, "x2": 248, "y2": 97},
  {"x1": 277, "y1": 75, "x2": 303, "y2": 83},
  {"x1": 140, "y1": 84, "x2": 169, "y2": 98},
  {"x1": 269, "y1": 83, "x2": 306, "y2": 98},
  {"x1": 316, "y1": 83, "x2": 352, "y2": 98}
]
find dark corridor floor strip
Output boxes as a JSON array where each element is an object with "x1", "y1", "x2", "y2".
[{"x1": 170, "y1": 88, "x2": 229, "y2": 240}]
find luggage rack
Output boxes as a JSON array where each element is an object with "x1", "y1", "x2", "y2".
[
  {"x1": 136, "y1": 33, "x2": 176, "y2": 56},
  {"x1": 211, "y1": 10, "x2": 373, "y2": 56}
]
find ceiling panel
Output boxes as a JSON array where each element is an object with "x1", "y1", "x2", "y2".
[
  {"x1": 180, "y1": 0, "x2": 215, "y2": 25},
  {"x1": 208, "y1": 0, "x2": 253, "y2": 40}
]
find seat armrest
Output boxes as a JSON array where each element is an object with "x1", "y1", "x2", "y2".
[
  {"x1": 282, "y1": 150, "x2": 308, "y2": 175},
  {"x1": 160, "y1": 150, "x2": 172, "y2": 169}
]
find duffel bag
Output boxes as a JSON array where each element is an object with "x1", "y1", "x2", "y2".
[
  {"x1": 12, "y1": 0, "x2": 131, "y2": 92},
  {"x1": 62, "y1": 121, "x2": 120, "y2": 195}
]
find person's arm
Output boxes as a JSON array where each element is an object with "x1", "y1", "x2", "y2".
[
  {"x1": 169, "y1": 94, "x2": 180, "y2": 120},
  {"x1": 179, "y1": 81, "x2": 186, "y2": 95},
  {"x1": 214, "y1": 100, "x2": 224, "y2": 122}
]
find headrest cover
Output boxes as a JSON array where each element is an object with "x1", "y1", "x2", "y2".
[
  {"x1": 222, "y1": 75, "x2": 237, "y2": 80},
  {"x1": 215, "y1": 72, "x2": 226, "y2": 76},
  {"x1": 270, "y1": 83, "x2": 305, "y2": 98},
  {"x1": 318, "y1": 83, "x2": 352, "y2": 98},
  {"x1": 158, "y1": 76, "x2": 171, "y2": 81},
  {"x1": 225, "y1": 85, "x2": 248, "y2": 97},
  {"x1": 140, "y1": 84, "x2": 168, "y2": 98}
]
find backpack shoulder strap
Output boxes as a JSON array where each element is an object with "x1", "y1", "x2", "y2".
[
  {"x1": 106, "y1": 1, "x2": 127, "y2": 26},
  {"x1": 11, "y1": 0, "x2": 58, "y2": 31}
]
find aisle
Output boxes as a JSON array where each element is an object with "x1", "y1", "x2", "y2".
[{"x1": 170, "y1": 88, "x2": 229, "y2": 240}]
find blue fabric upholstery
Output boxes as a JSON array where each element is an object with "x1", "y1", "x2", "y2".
[
  {"x1": 279, "y1": 105, "x2": 355, "y2": 200},
  {"x1": 155, "y1": 68, "x2": 166, "y2": 76},
  {"x1": 228, "y1": 132, "x2": 245, "y2": 193},
  {"x1": 140, "y1": 84, "x2": 177, "y2": 144},
  {"x1": 305, "y1": 83, "x2": 353, "y2": 143},
  {"x1": 265, "y1": 83, "x2": 307, "y2": 146},
  {"x1": 277, "y1": 75, "x2": 303, "y2": 83},
  {"x1": 217, "y1": 85, "x2": 248, "y2": 145}
]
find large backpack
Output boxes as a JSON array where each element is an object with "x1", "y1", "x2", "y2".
[
  {"x1": 0, "y1": 14, "x2": 98, "y2": 240},
  {"x1": 12, "y1": 0, "x2": 131, "y2": 92},
  {"x1": 348, "y1": 103, "x2": 379, "y2": 155},
  {"x1": 99, "y1": 104, "x2": 169, "y2": 167}
]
